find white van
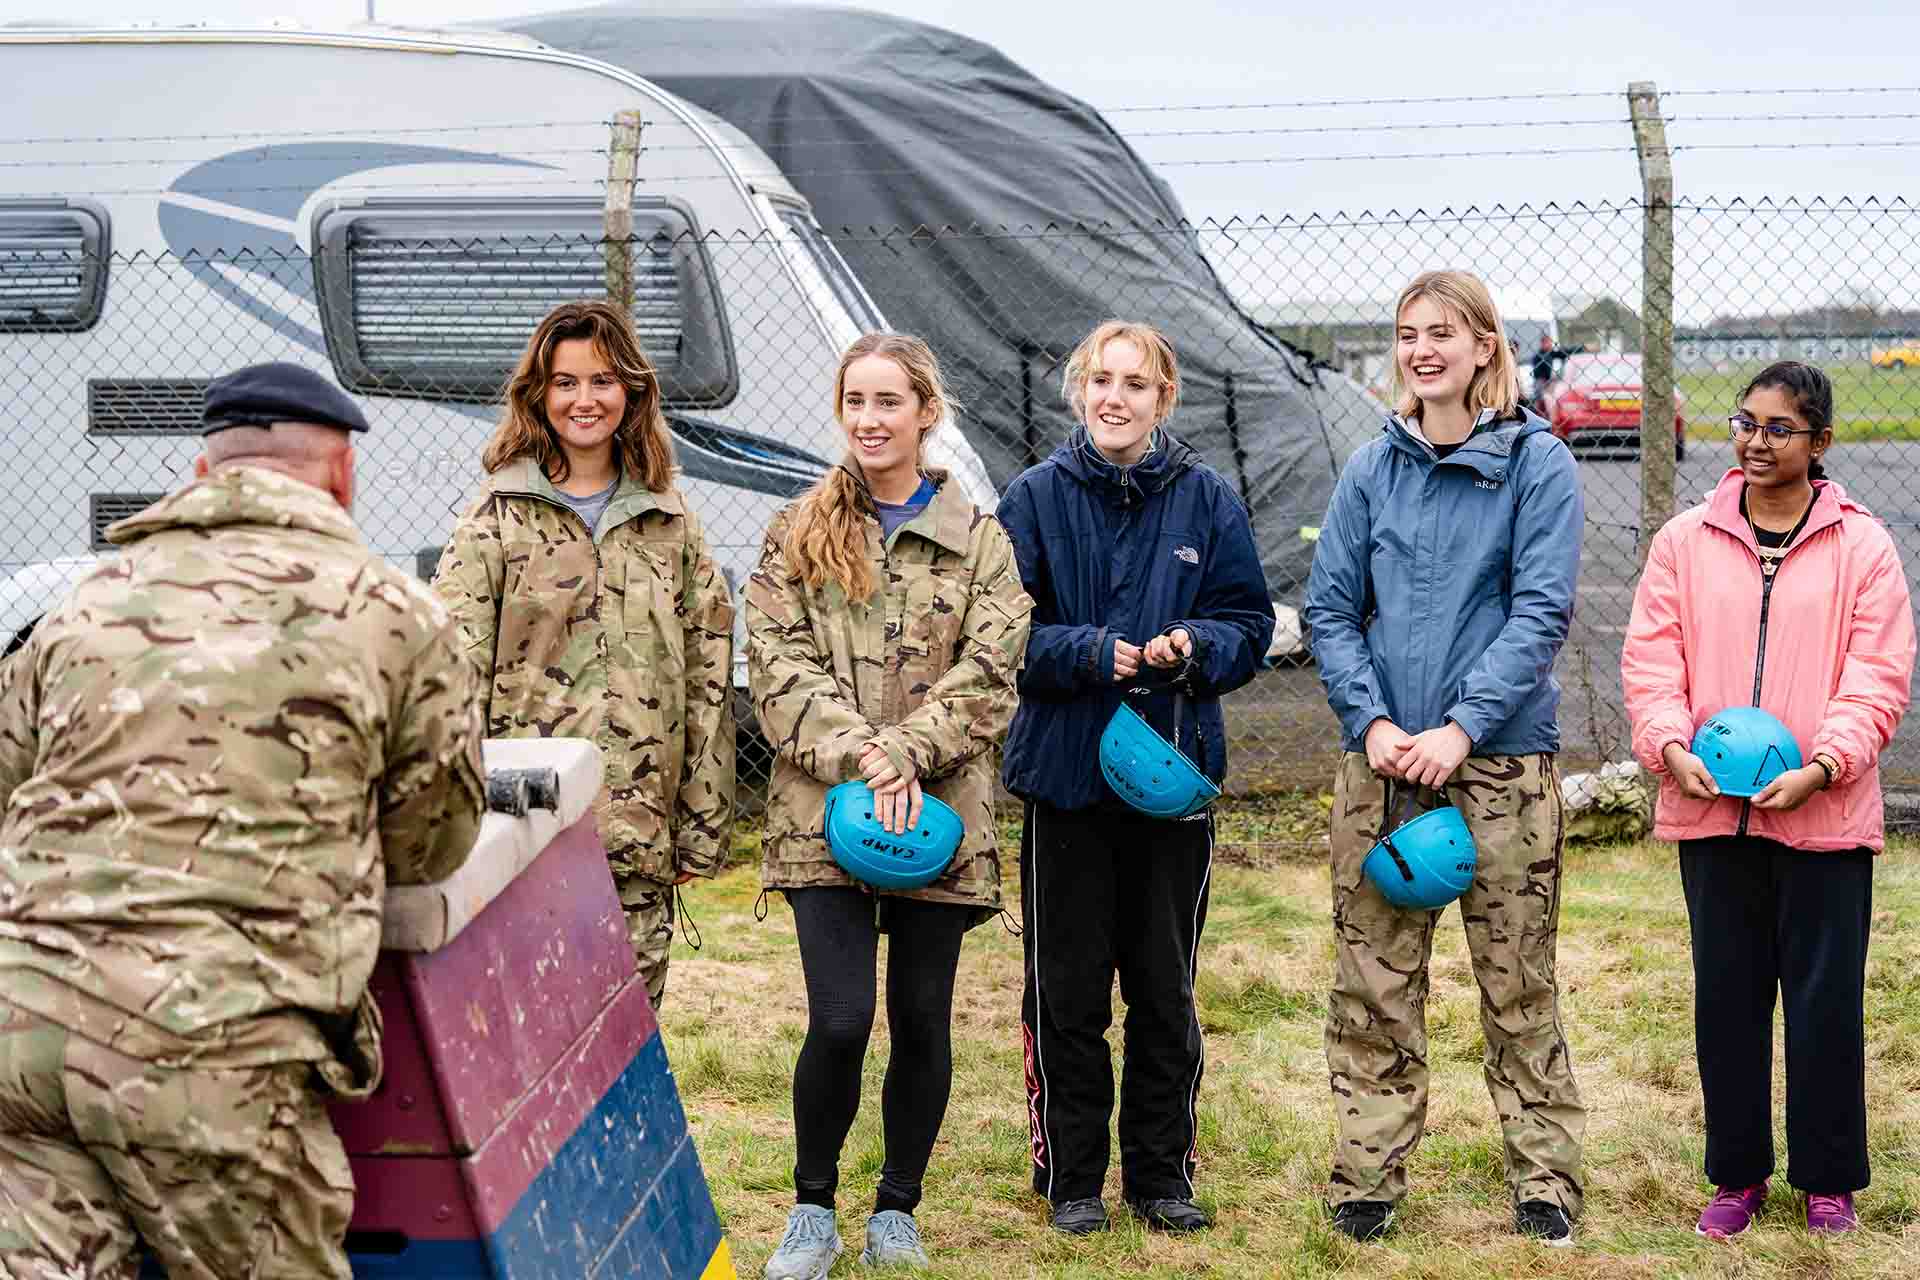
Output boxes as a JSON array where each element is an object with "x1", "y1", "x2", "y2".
[{"x1": 0, "y1": 23, "x2": 995, "y2": 675}]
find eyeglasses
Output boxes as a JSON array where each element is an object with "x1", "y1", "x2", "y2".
[{"x1": 1728, "y1": 415, "x2": 1818, "y2": 447}]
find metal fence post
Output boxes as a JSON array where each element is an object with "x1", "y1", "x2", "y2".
[
  {"x1": 1630, "y1": 81, "x2": 1675, "y2": 565},
  {"x1": 604, "y1": 109, "x2": 644, "y2": 310}
]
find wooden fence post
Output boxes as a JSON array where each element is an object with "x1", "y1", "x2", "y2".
[
  {"x1": 1630, "y1": 81, "x2": 1675, "y2": 565},
  {"x1": 604, "y1": 110, "x2": 644, "y2": 310}
]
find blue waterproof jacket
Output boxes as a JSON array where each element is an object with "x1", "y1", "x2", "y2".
[
  {"x1": 998, "y1": 429, "x2": 1275, "y2": 811},
  {"x1": 1304, "y1": 409, "x2": 1583, "y2": 756}
]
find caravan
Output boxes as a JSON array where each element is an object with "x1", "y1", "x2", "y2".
[{"x1": 0, "y1": 23, "x2": 995, "y2": 671}]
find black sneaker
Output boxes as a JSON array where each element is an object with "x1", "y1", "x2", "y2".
[
  {"x1": 1125, "y1": 1195, "x2": 1212, "y2": 1233},
  {"x1": 1330, "y1": 1200, "x2": 1395, "y2": 1242},
  {"x1": 1050, "y1": 1196, "x2": 1109, "y2": 1236},
  {"x1": 1516, "y1": 1199, "x2": 1574, "y2": 1247}
]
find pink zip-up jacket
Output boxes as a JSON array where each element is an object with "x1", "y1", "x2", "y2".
[{"x1": 1622, "y1": 470, "x2": 1915, "y2": 852}]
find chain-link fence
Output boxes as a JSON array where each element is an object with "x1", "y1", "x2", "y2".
[{"x1": 6, "y1": 199, "x2": 1919, "y2": 794}]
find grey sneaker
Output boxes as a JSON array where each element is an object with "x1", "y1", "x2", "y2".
[
  {"x1": 765, "y1": 1205, "x2": 842, "y2": 1280},
  {"x1": 860, "y1": 1210, "x2": 929, "y2": 1268}
]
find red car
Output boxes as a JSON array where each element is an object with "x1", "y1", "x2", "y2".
[{"x1": 1539, "y1": 353, "x2": 1687, "y2": 460}]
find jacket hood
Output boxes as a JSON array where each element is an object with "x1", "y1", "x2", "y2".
[
  {"x1": 1383, "y1": 407, "x2": 1551, "y2": 478},
  {"x1": 1051, "y1": 426, "x2": 1200, "y2": 498},
  {"x1": 485, "y1": 456, "x2": 685, "y2": 526},
  {"x1": 826, "y1": 461, "x2": 975, "y2": 557},
  {"x1": 104, "y1": 465, "x2": 360, "y2": 548},
  {"x1": 1701, "y1": 468, "x2": 1867, "y2": 533}
]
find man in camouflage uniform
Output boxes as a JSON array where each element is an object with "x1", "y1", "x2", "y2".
[
  {"x1": 0, "y1": 363, "x2": 487, "y2": 1280},
  {"x1": 1325, "y1": 754, "x2": 1586, "y2": 1224}
]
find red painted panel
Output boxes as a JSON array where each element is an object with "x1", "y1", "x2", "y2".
[
  {"x1": 461, "y1": 977, "x2": 661, "y2": 1237},
  {"x1": 404, "y1": 816, "x2": 641, "y2": 1153},
  {"x1": 345, "y1": 1147, "x2": 482, "y2": 1241},
  {"x1": 329, "y1": 952, "x2": 458, "y2": 1157}
]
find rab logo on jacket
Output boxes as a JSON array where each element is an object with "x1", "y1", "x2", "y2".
[{"x1": 1173, "y1": 545, "x2": 1200, "y2": 565}]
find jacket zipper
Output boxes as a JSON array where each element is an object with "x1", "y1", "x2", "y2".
[
  {"x1": 1736, "y1": 557, "x2": 1778, "y2": 837},
  {"x1": 1735, "y1": 510, "x2": 1817, "y2": 835}
]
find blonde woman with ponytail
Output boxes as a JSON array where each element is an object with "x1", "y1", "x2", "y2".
[{"x1": 747, "y1": 333, "x2": 1032, "y2": 1278}]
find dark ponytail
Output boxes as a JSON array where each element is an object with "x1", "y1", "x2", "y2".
[{"x1": 1738, "y1": 360, "x2": 1832, "y2": 482}]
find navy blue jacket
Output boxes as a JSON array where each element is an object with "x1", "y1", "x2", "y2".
[
  {"x1": 998, "y1": 429, "x2": 1275, "y2": 811},
  {"x1": 1304, "y1": 409, "x2": 1583, "y2": 756}
]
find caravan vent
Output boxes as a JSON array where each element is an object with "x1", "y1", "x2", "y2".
[
  {"x1": 312, "y1": 199, "x2": 736, "y2": 407},
  {"x1": 1, "y1": 202, "x2": 110, "y2": 332},
  {"x1": 88, "y1": 380, "x2": 209, "y2": 435},
  {"x1": 90, "y1": 493, "x2": 163, "y2": 550}
]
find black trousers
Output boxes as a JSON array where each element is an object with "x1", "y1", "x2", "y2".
[
  {"x1": 1019, "y1": 799, "x2": 1213, "y2": 1204},
  {"x1": 1679, "y1": 836, "x2": 1873, "y2": 1194},
  {"x1": 787, "y1": 887, "x2": 973, "y2": 1214}
]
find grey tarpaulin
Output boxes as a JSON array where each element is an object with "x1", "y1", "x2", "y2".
[{"x1": 506, "y1": 2, "x2": 1382, "y2": 598}]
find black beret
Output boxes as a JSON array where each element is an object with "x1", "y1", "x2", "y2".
[{"x1": 202, "y1": 362, "x2": 370, "y2": 435}]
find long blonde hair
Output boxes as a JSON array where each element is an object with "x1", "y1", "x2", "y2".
[
  {"x1": 1063, "y1": 319, "x2": 1180, "y2": 424},
  {"x1": 1391, "y1": 271, "x2": 1519, "y2": 421},
  {"x1": 783, "y1": 333, "x2": 951, "y2": 603},
  {"x1": 481, "y1": 299, "x2": 675, "y2": 490}
]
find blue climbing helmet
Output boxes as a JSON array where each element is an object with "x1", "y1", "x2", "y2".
[
  {"x1": 822, "y1": 780, "x2": 965, "y2": 891},
  {"x1": 1099, "y1": 698, "x2": 1221, "y2": 820},
  {"x1": 1362, "y1": 785, "x2": 1478, "y2": 911},
  {"x1": 1690, "y1": 705, "x2": 1804, "y2": 798}
]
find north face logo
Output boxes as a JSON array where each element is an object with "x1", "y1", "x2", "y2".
[{"x1": 1173, "y1": 545, "x2": 1199, "y2": 565}]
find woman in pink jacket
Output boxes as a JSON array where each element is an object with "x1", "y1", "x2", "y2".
[{"x1": 1623, "y1": 360, "x2": 1915, "y2": 1240}]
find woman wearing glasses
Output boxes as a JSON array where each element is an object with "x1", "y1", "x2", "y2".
[{"x1": 1622, "y1": 361, "x2": 1914, "y2": 1239}]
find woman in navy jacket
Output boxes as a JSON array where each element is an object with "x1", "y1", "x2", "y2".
[
  {"x1": 997, "y1": 320, "x2": 1273, "y2": 1237},
  {"x1": 1304, "y1": 270, "x2": 1587, "y2": 1247}
]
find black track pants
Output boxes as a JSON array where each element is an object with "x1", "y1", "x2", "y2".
[
  {"x1": 787, "y1": 887, "x2": 972, "y2": 1214},
  {"x1": 1018, "y1": 800, "x2": 1213, "y2": 1205},
  {"x1": 1679, "y1": 836, "x2": 1873, "y2": 1194}
]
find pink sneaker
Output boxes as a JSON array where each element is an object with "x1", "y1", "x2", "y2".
[
  {"x1": 1805, "y1": 1192, "x2": 1859, "y2": 1234},
  {"x1": 1696, "y1": 1182, "x2": 1767, "y2": 1238}
]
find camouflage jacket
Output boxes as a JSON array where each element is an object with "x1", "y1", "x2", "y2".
[
  {"x1": 746, "y1": 469, "x2": 1032, "y2": 911},
  {"x1": 433, "y1": 458, "x2": 735, "y2": 884},
  {"x1": 0, "y1": 466, "x2": 486, "y2": 1093}
]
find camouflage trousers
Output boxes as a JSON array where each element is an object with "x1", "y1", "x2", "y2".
[
  {"x1": 1325, "y1": 752, "x2": 1587, "y2": 1214},
  {"x1": 0, "y1": 1002, "x2": 353, "y2": 1280},
  {"x1": 616, "y1": 873, "x2": 676, "y2": 1010}
]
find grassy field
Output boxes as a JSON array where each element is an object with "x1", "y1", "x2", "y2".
[
  {"x1": 665, "y1": 823, "x2": 1920, "y2": 1279},
  {"x1": 1681, "y1": 362, "x2": 1920, "y2": 441}
]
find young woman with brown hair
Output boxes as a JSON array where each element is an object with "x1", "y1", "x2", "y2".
[{"x1": 433, "y1": 299, "x2": 736, "y2": 1009}]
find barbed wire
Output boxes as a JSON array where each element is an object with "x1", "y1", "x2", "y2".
[{"x1": 0, "y1": 121, "x2": 616, "y2": 149}]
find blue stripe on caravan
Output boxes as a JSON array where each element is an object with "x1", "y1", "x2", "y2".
[{"x1": 489, "y1": 1031, "x2": 718, "y2": 1279}]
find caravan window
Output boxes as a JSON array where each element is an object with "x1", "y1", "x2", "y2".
[
  {"x1": 312, "y1": 198, "x2": 737, "y2": 407},
  {"x1": 0, "y1": 201, "x2": 110, "y2": 332},
  {"x1": 772, "y1": 202, "x2": 882, "y2": 334}
]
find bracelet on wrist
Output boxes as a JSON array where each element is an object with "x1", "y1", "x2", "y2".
[{"x1": 1813, "y1": 757, "x2": 1836, "y2": 789}]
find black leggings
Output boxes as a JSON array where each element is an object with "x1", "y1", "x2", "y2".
[{"x1": 787, "y1": 887, "x2": 972, "y2": 1214}]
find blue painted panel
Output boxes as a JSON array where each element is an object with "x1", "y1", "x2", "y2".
[{"x1": 486, "y1": 1033, "x2": 694, "y2": 1278}]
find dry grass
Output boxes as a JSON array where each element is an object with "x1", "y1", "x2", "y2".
[{"x1": 665, "y1": 830, "x2": 1920, "y2": 1279}]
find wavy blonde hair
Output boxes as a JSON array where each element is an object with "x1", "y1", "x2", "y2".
[
  {"x1": 1063, "y1": 319, "x2": 1180, "y2": 424},
  {"x1": 784, "y1": 333, "x2": 950, "y2": 603},
  {"x1": 481, "y1": 299, "x2": 674, "y2": 490},
  {"x1": 1391, "y1": 271, "x2": 1519, "y2": 421}
]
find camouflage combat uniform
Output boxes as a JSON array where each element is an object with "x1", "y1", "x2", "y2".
[
  {"x1": 432, "y1": 458, "x2": 735, "y2": 1007},
  {"x1": 0, "y1": 465, "x2": 487, "y2": 1280},
  {"x1": 1326, "y1": 752, "x2": 1587, "y2": 1215},
  {"x1": 746, "y1": 468, "x2": 1032, "y2": 915}
]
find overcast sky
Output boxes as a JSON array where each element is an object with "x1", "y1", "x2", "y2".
[
  {"x1": 16, "y1": 0, "x2": 1920, "y2": 216},
  {"x1": 13, "y1": 0, "x2": 1920, "y2": 318}
]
